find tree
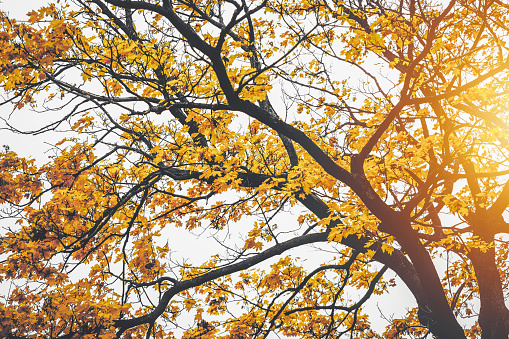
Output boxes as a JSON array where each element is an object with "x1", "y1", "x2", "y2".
[{"x1": 1, "y1": 0, "x2": 509, "y2": 337}]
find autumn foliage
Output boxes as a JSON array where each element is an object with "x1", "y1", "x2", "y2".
[{"x1": 1, "y1": 0, "x2": 509, "y2": 338}]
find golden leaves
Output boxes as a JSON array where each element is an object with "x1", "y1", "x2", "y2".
[
  {"x1": 2, "y1": 0, "x2": 509, "y2": 337},
  {"x1": 0, "y1": 279, "x2": 130, "y2": 336},
  {"x1": 0, "y1": 146, "x2": 42, "y2": 205}
]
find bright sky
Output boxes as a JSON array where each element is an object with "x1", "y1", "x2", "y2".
[
  {"x1": 1, "y1": 1, "x2": 52, "y2": 20},
  {"x1": 0, "y1": 1, "x2": 424, "y2": 336},
  {"x1": 0, "y1": 1, "x2": 59, "y2": 162}
]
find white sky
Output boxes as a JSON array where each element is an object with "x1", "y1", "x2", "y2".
[
  {"x1": 0, "y1": 1, "x2": 57, "y2": 161},
  {"x1": 0, "y1": 1, "x2": 430, "y2": 337}
]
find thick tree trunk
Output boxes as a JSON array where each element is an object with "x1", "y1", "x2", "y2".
[
  {"x1": 465, "y1": 210, "x2": 509, "y2": 338},
  {"x1": 394, "y1": 221, "x2": 467, "y2": 339},
  {"x1": 469, "y1": 246, "x2": 509, "y2": 339}
]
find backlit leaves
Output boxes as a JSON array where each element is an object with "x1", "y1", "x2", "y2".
[{"x1": 1, "y1": 0, "x2": 509, "y2": 338}]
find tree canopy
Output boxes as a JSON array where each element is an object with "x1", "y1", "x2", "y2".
[{"x1": 1, "y1": 0, "x2": 509, "y2": 338}]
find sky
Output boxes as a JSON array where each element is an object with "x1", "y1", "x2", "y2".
[
  {"x1": 0, "y1": 1, "x2": 429, "y2": 337},
  {"x1": 0, "y1": 0, "x2": 59, "y2": 162}
]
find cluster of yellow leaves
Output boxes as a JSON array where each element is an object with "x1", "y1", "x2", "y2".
[
  {"x1": 0, "y1": 279, "x2": 130, "y2": 338},
  {"x1": 0, "y1": 4, "x2": 77, "y2": 107},
  {"x1": 383, "y1": 308, "x2": 427, "y2": 338},
  {"x1": 1, "y1": 0, "x2": 509, "y2": 337},
  {"x1": 0, "y1": 146, "x2": 42, "y2": 205},
  {"x1": 172, "y1": 255, "x2": 387, "y2": 338}
]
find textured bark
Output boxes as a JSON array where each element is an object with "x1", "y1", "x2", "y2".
[{"x1": 470, "y1": 247, "x2": 509, "y2": 339}]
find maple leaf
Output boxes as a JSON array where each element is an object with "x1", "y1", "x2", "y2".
[{"x1": 1, "y1": 0, "x2": 509, "y2": 338}]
